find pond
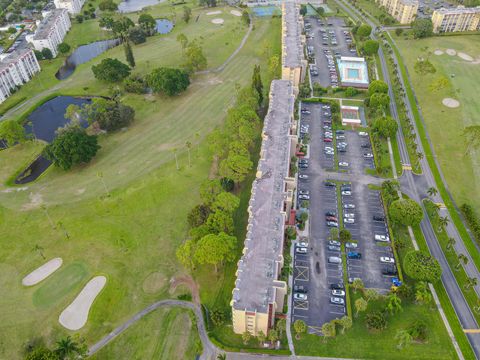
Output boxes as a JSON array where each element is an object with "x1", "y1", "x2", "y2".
[
  {"x1": 55, "y1": 39, "x2": 120, "y2": 80},
  {"x1": 155, "y1": 19, "x2": 174, "y2": 34},
  {"x1": 118, "y1": 0, "x2": 163, "y2": 13},
  {"x1": 15, "y1": 96, "x2": 92, "y2": 184}
]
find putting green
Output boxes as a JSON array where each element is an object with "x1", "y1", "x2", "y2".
[{"x1": 32, "y1": 262, "x2": 89, "y2": 309}]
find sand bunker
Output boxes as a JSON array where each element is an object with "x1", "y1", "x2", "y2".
[
  {"x1": 22, "y1": 258, "x2": 63, "y2": 286},
  {"x1": 206, "y1": 10, "x2": 222, "y2": 15},
  {"x1": 446, "y1": 49, "x2": 456, "y2": 56},
  {"x1": 458, "y1": 52, "x2": 473, "y2": 61},
  {"x1": 442, "y1": 98, "x2": 460, "y2": 108},
  {"x1": 434, "y1": 49, "x2": 444, "y2": 55},
  {"x1": 230, "y1": 10, "x2": 242, "y2": 16},
  {"x1": 59, "y1": 276, "x2": 106, "y2": 330},
  {"x1": 211, "y1": 18, "x2": 224, "y2": 24}
]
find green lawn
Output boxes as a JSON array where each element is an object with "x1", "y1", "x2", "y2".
[
  {"x1": 393, "y1": 34, "x2": 480, "y2": 210},
  {"x1": 90, "y1": 307, "x2": 202, "y2": 359},
  {"x1": 0, "y1": 12, "x2": 279, "y2": 360}
]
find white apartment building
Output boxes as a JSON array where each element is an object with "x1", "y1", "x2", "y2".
[
  {"x1": 432, "y1": 6, "x2": 480, "y2": 33},
  {"x1": 54, "y1": 0, "x2": 85, "y2": 15},
  {"x1": 0, "y1": 48, "x2": 41, "y2": 104},
  {"x1": 27, "y1": 9, "x2": 71, "y2": 57}
]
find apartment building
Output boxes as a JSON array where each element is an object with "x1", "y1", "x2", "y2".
[
  {"x1": 431, "y1": 6, "x2": 480, "y2": 33},
  {"x1": 27, "y1": 9, "x2": 71, "y2": 57},
  {"x1": 376, "y1": 0, "x2": 418, "y2": 24},
  {"x1": 0, "y1": 48, "x2": 41, "y2": 104},
  {"x1": 282, "y1": 1, "x2": 306, "y2": 90},
  {"x1": 231, "y1": 79, "x2": 298, "y2": 336},
  {"x1": 54, "y1": 0, "x2": 85, "y2": 14}
]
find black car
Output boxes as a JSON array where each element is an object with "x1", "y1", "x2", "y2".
[
  {"x1": 330, "y1": 283, "x2": 345, "y2": 290},
  {"x1": 299, "y1": 159, "x2": 309, "y2": 164},
  {"x1": 338, "y1": 148, "x2": 347, "y2": 153},
  {"x1": 324, "y1": 181, "x2": 336, "y2": 187},
  {"x1": 299, "y1": 163, "x2": 309, "y2": 169},
  {"x1": 325, "y1": 211, "x2": 336, "y2": 217},
  {"x1": 294, "y1": 285, "x2": 308, "y2": 293},
  {"x1": 335, "y1": 130, "x2": 345, "y2": 134},
  {"x1": 382, "y1": 265, "x2": 398, "y2": 276},
  {"x1": 361, "y1": 143, "x2": 371, "y2": 148},
  {"x1": 373, "y1": 215, "x2": 385, "y2": 221}
]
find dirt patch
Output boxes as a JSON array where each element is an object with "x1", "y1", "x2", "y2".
[
  {"x1": 434, "y1": 49, "x2": 444, "y2": 55},
  {"x1": 75, "y1": 188, "x2": 86, "y2": 195},
  {"x1": 143, "y1": 272, "x2": 168, "y2": 294},
  {"x1": 442, "y1": 98, "x2": 460, "y2": 108},
  {"x1": 22, "y1": 192, "x2": 43, "y2": 211},
  {"x1": 230, "y1": 10, "x2": 242, "y2": 16},
  {"x1": 169, "y1": 275, "x2": 200, "y2": 304},
  {"x1": 211, "y1": 18, "x2": 224, "y2": 25},
  {"x1": 446, "y1": 48, "x2": 456, "y2": 56},
  {"x1": 22, "y1": 258, "x2": 63, "y2": 286},
  {"x1": 458, "y1": 52, "x2": 473, "y2": 61},
  {"x1": 206, "y1": 10, "x2": 222, "y2": 15},
  {"x1": 209, "y1": 156, "x2": 219, "y2": 179}
]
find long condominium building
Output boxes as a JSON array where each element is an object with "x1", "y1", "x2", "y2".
[
  {"x1": 376, "y1": 0, "x2": 418, "y2": 24},
  {"x1": 54, "y1": 0, "x2": 85, "y2": 14},
  {"x1": 27, "y1": 9, "x2": 71, "y2": 57},
  {"x1": 0, "y1": 48, "x2": 41, "y2": 104},
  {"x1": 231, "y1": 79, "x2": 297, "y2": 336},
  {"x1": 431, "y1": 6, "x2": 480, "y2": 33}
]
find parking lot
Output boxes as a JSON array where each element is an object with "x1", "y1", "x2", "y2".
[
  {"x1": 292, "y1": 101, "x2": 398, "y2": 333},
  {"x1": 305, "y1": 16, "x2": 357, "y2": 88}
]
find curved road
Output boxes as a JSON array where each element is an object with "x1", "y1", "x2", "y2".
[{"x1": 334, "y1": 0, "x2": 480, "y2": 357}]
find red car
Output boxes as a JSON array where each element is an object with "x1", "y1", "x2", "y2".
[
  {"x1": 324, "y1": 138, "x2": 332, "y2": 142},
  {"x1": 326, "y1": 216, "x2": 338, "y2": 222}
]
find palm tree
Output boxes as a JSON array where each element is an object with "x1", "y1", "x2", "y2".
[
  {"x1": 40, "y1": 204, "x2": 55, "y2": 229},
  {"x1": 415, "y1": 281, "x2": 432, "y2": 304},
  {"x1": 172, "y1": 148, "x2": 179, "y2": 170},
  {"x1": 33, "y1": 244, "x2": 46, "y2": 260},
  {"x1": 427, "y1": 187, "x2": 438, "y2": 197},
  {"x1": 447, "y1": 237, "x2": 456, "y2": 251},
  {"x1": 465, "y1": 277, "x2": 478, "y2": 291},
  {"x1": 386, "y1": 293, "x2": 402, "y2": 314},
  {"x1": 185, "y1": 141, "x2": 192, "y2": 167},
  {"x1": 456, "y1": 253, "x2": 469, "y2": 271},
  {"x1": 395, "y1": 329, "x2": 413, "y2": 349},
  {"x1": 57, "y1": 221, "x2": 70, "y2": 240},
  {"x1": 96, "y1": 171, "x2": 109, "y2": 196},
  {"x1": 55, "y1": 336, "x2": 80, "y2": 359},
  {"x1": 195, "y1": 132, "x2": 200, "y2": 156},
  {"x1": 439, "y1": 216, "x2": 450, "y2": 232},
  {"x1": 217, "y1": 353, "x2": 227, "y2": 360}
]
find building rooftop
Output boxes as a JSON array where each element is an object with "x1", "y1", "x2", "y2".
[
  {"x1": 33, "y1": 9, "x2": 67, "y2": 40},
  {"x1": 338, "y1": 56, "x2": 369, "y2": 86},
  {"x1": 282, "y1": 2, "x2": 303, "y2": 68},
  {"x1": 0, "y1": 48, "x2": 34, "y2": 72},
  {"x1": 434, "y1": 5, "x2": 480, "y2": 14},
  {"x1": 232, "y1": 80, "x2": 294, "y2": 314},
  {"x1": 400, "y1": 0, "x2": 419, "y2": 6}
]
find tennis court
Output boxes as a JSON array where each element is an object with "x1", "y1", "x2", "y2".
[{"x1": 252, "y1": 6, "x2": 281, "y2": 16}]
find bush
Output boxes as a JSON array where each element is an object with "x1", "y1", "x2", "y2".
[
  {"x1": 460, "y1": 203, "x2": 480, "y2": 245},
  {"x1": 128, "y1": 26, "x2": 147, "y2": 44},
  {"x1": 404, "y1": 250, "x2": 442, "y2": 283},
  {"x1": 146, "y1": 67, "x2": 190, "y2": 96},
  {"x1": 92, "y1": 58, "x2": 131, "y2": 82},
  {"x1": 187, "y1": 204, "x2": 211, "y2": 228},
  {"x1": 123, "y1": 74, "x2": 147, "y2": 94},
  {"x1": 177, "y1": 293, "x2": 192, "y2": 301},
  {"x1": 408, "y1": 320, "x2": 428, "y2": 342},
  {"x1": 220, "y1": 177, "x2": 234, "y2": 192},
  {"x1": 389, "y1": 199, "x2": 423, "y2": 226},
  {"x1": 365, "y1": 311, "x2": 387, "y2": 331},
  {"x1": 57, "y1": 42, "x2": 71, "y2": 54},
  {"x1": 344, "y1": 87, "x2": 358, "y2": 97}
]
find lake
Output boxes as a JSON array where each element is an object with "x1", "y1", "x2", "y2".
[
  {"x1": 156, "y1": 19, "x2": 174, "y2": 34},
  {"x1": 118, "y1": 0, "x2": 163, "y2": 13}
]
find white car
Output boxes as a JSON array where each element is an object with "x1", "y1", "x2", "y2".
[
  {"x1": 375, "y1": 234, "x2": 390, "y2": 242},
  {"x1": 343, "y1": 204, "x2": 355, "y2": 209},
  {"x1": 328, "y1": 256, "x2": 342, "y2": 264},
  {"x1": 339, "y1": 162, "x2": 349, "y2": 167},
  {"x1": 380, "y1": 256, "x2": 395, "y2": 264},
  {"x1": 336, "y1": 135, "x2": 346, "y2": 140},
  {"x1": 332, "y1": 289, "x2": 346, "y2": 297},
  {"x1": 330, "y1": 297, "x2": 345, "y2": 305},
  {"x1": 341, "y1": 191, "x2": 351, "y2": 196},
  {"x1": 328, "y1": 240, "x2": 341, "y2": 246},
  {"x1": 322, "y1": 105, "x2": 330, "y2": 109},
  {"x1": 363, "y1": 153, "x2": 374, "y2": 158},
  {"x1": 345, "y1": 242, "x2": 358, "y2": 249},
  {"x1": 359, "y1": 132, "x2": 368, "y2": 137},
  {"x1": 294, "y1": 293, "x2": 308, "y2": 301},
  {"x1": 344, "y1": 218, "x2": 355, "y2": 224},
  {"x1": 297, "y1": 242, "x2": 308, "y2": 248},
  {"x1": 344, "y1": 213, "x2": 355, "y2": 218},
  {"x1": 299, "y1": 174, "x2": 309, "y2": 179},
  {"x1": 296, "y1": 247, "x2": 308, "y2": 254},
  {"x1": 325, "y1": 146, "x2": 334, "y2": 151}
]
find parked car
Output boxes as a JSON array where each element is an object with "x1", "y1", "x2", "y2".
[
  {"x1": 344, "y1": 218, "x2": 355, "y2": 224},
  {"x1": 375, "y1": 234, "x2": 390, "y2": 242},
  {"x1": 330, "y1": 283, "x2": 345, "y2": 290},
  {"x1": 298, "y1": 194, "x2": 310, "y2": 200},
  {"x1": 301, "y1": 109, "x2": 311, "y2": 114},
  {"x1": 339, "y1": 161, "x2": 349, "y2": 167},
  {"x1": 294, "y1": 285, "x2": 308, "y2": 293},
  {"x1": 348, "y1": 252, "x2": 362, "y2": 259},
  {"x1": 336, "y1": 135, "x2": 346, "y2": 140},
  {"x1": 363, "y1": 153, "x2": 374, "y2": 158},
  {"x1": 341, "y1": 190, "x2": 351, "y2": 196},
  {"x1": 296, "y1": 247, "x2": 308, "y2": 254},
  {"x1": 343, "y1": 204, "x2": 355, "y2": 209},
  {"x1": 324, "y1": 181, "x2": 336, "y2": 187},
  {"x1": 373, "y1": 215, "x2": 385, "y2": 221},
  {"x1": 332, "y1": 289, "x2": 346, "y2": 297},
  {"x1": 299, "y1": 163, "x2": 309, "y2": 169},
  {"x1": 324, "y1": 138, "x2": 333, "y2": 142},
  {"x1": 359, "y1": 131, "x2": 368, "y2": 137},
  {"x1": 344, "y1": 213, "x2": 355, "y2": 218},
  {"x1": 299, "y1": 174, "x2": 309, "y2": 180},
  {"x1": 325, "y1": 211, "x2": 336, "y2": 217},
  {"x1": 330, "y1": 297, "x2": 345, "y2": 305},
  {"x1": 361, "y1": 143, "x2": 371, "y2": 148},
  {"x1": 328, "y1": 245, "x2": 341, "y2": 252},
  {"x1": 298, "y1": 190, "x2": 309, "y2": 195},
  {"x1": 382, "y1": 265, "x2": 398, "y2": 276},
  {"x1": 327, "y1": 221, "x2": 339, "y2": 227},
  {"x1": 345, "y1": 242, "x2": 358, "y2": 249},
  {"x1": 297, "y1": 241, "x2": 308, "y2": 248},
  {"x1": 380, "y1": 256, "x2": 395, "y2": 264},
  {"x1": 294, "y1": 293, "x2": 308, "y2": 301},
  {"x1": 326, "y1": 216, "x2": 338, "y2": 222},
  {"x1": 328, "y1": 256, "x2": 342, "y2": 264},
  {"x1": 328, "y1": 240, "x2": 341, "y2": 246}
]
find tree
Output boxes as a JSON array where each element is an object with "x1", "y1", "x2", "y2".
[
  {"x1": 200, "y1": 179, "x2": 223, "y2": 205},
  {"x1": 128, "y1": 27, "x2": 147, "y2": 44},
  {"x1": 395, "y1": 329, "x2": 413, "y2": 349},
  {"x1": 321, "y1": 321, "x2": 336, "y2": 341},
  {"x1": 25, "y1": 347, "x2": 59, "y2": 360},
  {"x1": 293, "y1": 319, "x2": 307, "y2": 339},
  {"x1": 462, "y1": 125, "x2": 480, "y2": 156},
  {"x1": 112, "y1": 17, "x2": 135, "y2": 40},
  {"x1": 242, "y1": 331, "x2": 251, "y2": 345},
  {"x1": 300, "y1": 4, "x2": 307, "y2": 15},
  {"x1": 363, "y1": 39, "x2": 379, "y2": 55},
  {"x1": 92, "y1": 58, "x2": 130, "y2": 82},
  {"x1": 465, "y1": 277, "x2": 478, "y2": 290},
  {"x1": 124, "y1": 41, "x2": 135, "y2": 68},
  {"x1": 369, "y1": 92, "x2": 390, "y2": 111},
  {"x1": 123, "y1": 74, "x2": 146, "y2": 94},
  {"x1": 187, "y1": 204, "x2": 210, "y2": 228},
  {"x1": 365, "y1": 288, "x2": 379, "y2": 303},
  {"x1": 427, "y1": 187, "x2": 438, "y2": 197},
  {"x1": 57, "y1": 42, "x2": 71, "y2": 54},
  {"x1": 385, "y1": 293, "x2": 402, "y2": 314},
  {"x1": 41, "y1": 48, "x2": 53, "y2": 60},
  {"x1": 268, "y1": 329, "x2": 279, "y2": 343},
  {"x1": 194, "y1": 232, "x2": 236, "y2": 272},
  {"x1": 217, "y1": 354, "x2": 227, "y2": 360},
  {"x1": 354, "y1": 297, "x2": 367, "y2": 317},
  {"x1": 99, "y1": 0, "x2": 118, "y2": 11},
  {"x1": 99, "y1": 15, "x2": 114, "y2": 30},
  {"x1": 339, "y1": 229, "x2": 351, "y2": 243},
  {"x1": 242, "y1": 10, "x2": 250, "y2": 25},
  {"x1": 75, "y1": 14, "x2": 84, "y2": 23},
  {"x1": 345, "y1": 87, "x2": 357, "y2": 97},
  {"x1": 456, "y1": 253, "x2": 469, "y2": 271},
  {"x1": 34, "y1": 50, "x2": 43, "y2": 61},
  {"x1": 368, "y1": 80, "x2": 389, "y2": 95},
  {"x1": 365, "y1": 311, "x2": 387, "y2": 330},
  {"x1": 356, "y1": 24, "x2": 372, "y2": 38},
  {"x1": 412, "y1": 18, "x2": 433, "y2": 39},
  {"x1": 183, "y1": 6, "x2": 192, "y2": 23},
  {"x1": 389, "y1": 199, "x2": 423, "y2": 226},
  {"x1": 404, "y1": 250, "x2": 442, "y2": 282},
  {"x1": 447, "y1": 237, "x2": 456, "y2": 251},
  {"x1": 219, "y1": 153, "x2": 253, "y2": 184},
  {"x1": 256, "y1": 330, "x2": 266, "y2": 344},
  {"x1": 252, "y1": 65, "x2": 263, "y2": 105},
  {"x1": 372, "y1": 116, "x2": 398, "y2": 138},
  {"x1": 147, "y1": 67, "x2": 190, "y2": 96},
  {"x1": 395, "y1": 28, "x2": 403, "y2": 36},
  {"x1": 55, "y1": 336, "x2": 80, "y2": 359},
  {"x1": 138, "y1": 13, "x2": 157, "y2": 35},
  {"x1": 276, "y1": 318, "x2": 286, "y2": 337},
  {"x1": 176, "y1": 239, "x2": 195, "y2": 270},
  {"x1": 438, "y1": 216, "x2": 450, "y2": 231},
  {"x1": 415, "y1": 281, "x2": 432, "y2": 304},
  {"x1": 78, "y1": 98, "x2": 135, "y2": 131},
  {"x1": 414, "y1": 59, "x2": 436, "y2": 75},
  {"x1": 352, "y1": 278, "x2": 364, "y2": 293},
  {"x1": 211, "y1": 191, "x2": 240, "y2": 214},
  {"x1": 338, "y1": 315, "x2": 352, "y2": 334},
  {"x1": 317, "y1": 6, "x2": 325, "y2": 16},
  {"x1": 43, "y1": 127, "x2": 99, "y2": 170},
  {"x1": 220, "y1": 177, "x2": 234, "y2": 192},
  {"x1": 0, "y1": 119, "x2": 25, "y2": 147},
  {"x1": 184, "y1": 40, "x2": 207, "y2": 72}
]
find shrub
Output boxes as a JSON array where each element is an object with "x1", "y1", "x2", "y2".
[
  {"x1": 404, "y1": 250, "x2": 442, "y2": 283},
  {"x1": 123, "y1": 74, "x2": 147, "y2": 94},
  {"x1": 460, "y1": 203, "x2": 480, "y2": 245},
  {"x1": 365, "y1": 311, "x2": 387, "y2": 331},
  {"x1": 92, "y1": 58, "x2": 130, "y2": 82}
]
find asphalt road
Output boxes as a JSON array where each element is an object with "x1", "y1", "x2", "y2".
[{"x1": 334, "y1": 0, "x2": 480, "y2": 357}]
